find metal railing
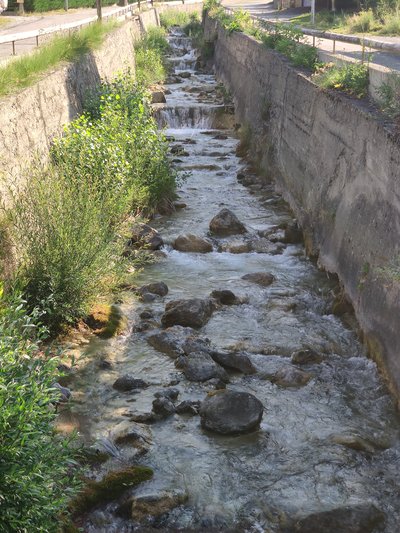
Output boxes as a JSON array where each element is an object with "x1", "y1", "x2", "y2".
[{"x1": 223, "y1": 5, "x2": 400, "y2": 56}]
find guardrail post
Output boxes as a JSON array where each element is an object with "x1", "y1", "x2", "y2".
[
  {"x1": 333, "y1": 38, "x2": 336, "y2": 54},
  {"x1": 12, "y1": 41, "x2": 15, "y2": 55}
]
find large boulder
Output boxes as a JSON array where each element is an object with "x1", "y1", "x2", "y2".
[
  {"x1": 290, "y1": 503, "x2": 385, "y2": 533},
  {"x1": 210, "y1": 351, "x2": 256, "y2": 374},
  {"x1": 173, "y1": 234, "x2": 213, "y2": 253},
  {"x1": 129, "y1": 223, "x2": 163, "y2": 251},
  {"x1": 180, "y1": 351, "x2": 229, "y2": 383},
  {"x1": 209, "y1": 209, "x2": 247, "y2": 236},
  {"x1": 199, "y1": 390, "x2": 263, "y2": 435},
  {"x1": 161, "y1": 298, "x2": 215, "y2": 329}
]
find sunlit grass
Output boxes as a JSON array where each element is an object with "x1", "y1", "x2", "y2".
[{"x1": 0, "y1": 20, "x2": 118, "y2": 97}]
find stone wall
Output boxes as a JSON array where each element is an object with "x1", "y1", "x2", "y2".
[
  {"x1": 0, "y1": 19, "x2": 139, "y2": 180},
  {"x1": 205, "y1": 16, "x2": 400, "y2": 404}
]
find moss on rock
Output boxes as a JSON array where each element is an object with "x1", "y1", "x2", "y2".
[
  {"x1": 84, "y1": 303, "x2": 127, "y2": 338},
  {"x1": 70, "y1": 466, "x2": 153, "y2": 515}
]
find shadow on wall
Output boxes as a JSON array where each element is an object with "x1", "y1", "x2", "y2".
[{"x1": 66, "y1": 51, "x2": 101, "y2": 120}]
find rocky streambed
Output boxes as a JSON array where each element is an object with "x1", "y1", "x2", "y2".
[{"x1": 58, "y1": 29, "x2": 400, "y2": 532}]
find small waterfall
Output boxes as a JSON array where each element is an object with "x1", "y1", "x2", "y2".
[{"x1": 154, "y1": 104, "x2": 217, "y2": 129}]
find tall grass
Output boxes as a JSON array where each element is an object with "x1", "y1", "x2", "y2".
[
  {"x1": 313, "y1": 62, "x2": 369, "y2": 98},
  {"x1": 134, "y1": 26, "x2": 169, "y2": 85},
  {"x1": 0, "y1": 20, "x2": 117, "y2": 97}
]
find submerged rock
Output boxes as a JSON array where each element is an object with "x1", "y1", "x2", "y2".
[
  {"x1": 180, "y1": 351, "x2": 229, "y2": 383},
  {"x1": 290, "y1": 503, "x2": 385, "y2": 533},
  {"x1": 242, "y1": 272, "x2": 275, "y2": 287},
  {"x1": 147, "y1": 326, "x2": 195, "y2": 357},
  {"x1": 291, "y1": 349, "x2": 323, "y2": 365},
  {"x1": 200, "y1": 390, "x2": 263, "y2": 435},
  {"x1": 112, "y1": 422, "x2": 152, "y2": 452},
  {"x1": 139, "y1": 282, "x2": 169, "y2": 297},
  {"x1": 129, "y1": 223, "x2": 164, "y2": 251},
  {"x1": 130, "y1": 488, "x2": 188, "y2": 520},
  {"x1": 161, "y1": 298, "x2": 215, "y2": 329},
  {"x1": 250, "y1": 238, "x2": 285, "y2": 255},
  {"x1": 209, "y1": 208, "x2": 247, "y2": 236},
  {"x1": 210, "y1": 351, "x2": 256, "y2": 374},
  {"x1": 173, "y1": 234, "x2": 213, "y2": 253},
  {"x1": 71, "y1": 466, "x2": 153, "y2": 515},
  {"x1": 331, "y1": 433, "x2": 386, "y2": 454},
  {"x1": 270, "y1": 366, "x2": 313, "y2": 388},
  {"x1": 113, "y1": 375, "x2": 149, "y2": 392},
  {"x1": 210, "y1": 289, "x2": 239, "y2": 305}
]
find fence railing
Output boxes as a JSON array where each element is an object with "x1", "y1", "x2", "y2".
[
  {"x1": 0, "y1": 0, "x2": 202, "y2": 56},
  {"x1": 223, "y1": 6, "x2": 400, "y2": 56}
]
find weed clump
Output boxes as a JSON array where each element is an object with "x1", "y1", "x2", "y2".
[{"x1": 312, "y1": 62, "x2": 369, "y2": 98}]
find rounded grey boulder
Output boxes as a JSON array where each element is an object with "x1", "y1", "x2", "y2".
[
  {"x1": 199, "y1": 390, "x2": 263, "y2": 435},
  {"x1": 209, "y1": 209, "x2": 247, "y2": 236}
]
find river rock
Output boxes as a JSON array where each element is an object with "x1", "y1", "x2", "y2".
[
  {"x1": 173, "y1": 234, "x2": 213, "y2": 253},
  {"x1": 221, "y1": 240, "x2": 252, "y2": 254},
  {"x1": 154, "y1": 388, "x2": 180, "y2": 401},
  {"x1": 180, "y1": 351, "x2": 229, "y2": 382},
  {"x1": 210, "y1": 351, "x2": 256, "y2": 374},
  {"x1": 290, "y1": 503, "x2": 385, "y2": 533},
  {"x1": 113, "y1": 376, "x2": 149, "y2": 392},
  {"x1": 112, "y1": 421, "x2": 152, "y2": 453},
  {"x1": 210, "y1": 289, "x2": 239, "y2": 305},
  {"x1": 209, "y1": 209, "x2": 247, "y2": 236},
  {"x1": 181, "y1": 335, "x2": 212, "y2": 355},
  {"x1": 52, "y1": 382, "x2": 72, "y2": 402},
  {"x1": 129, "y1": 223, "x2": 164, "y2": 251},
  {"x1": 130, "y1": 489, "x2": 188, "y2": 520},
  {"x1": 199, "y1": 390, "x2": 263, "y2": 435},
  {"x1": 147, "y1": 326, "x2": 195, "y2": 357},
  {"x1": 250, "y1": 238, "x2": 285, "y2": 255},
  {"x1": 176, "y1": 400, "x2": 202, "y2": 416},
  {"x1": 271, "y1": 366, "x2": 313, "y2": 388},
  {"x1": 173, "y1": 200, "x2": 187, "y2": 209},
  {"x1": 242, "y1": 272, "x2": 275, "y2": 287},
  {"x1": 152, "y1": 397, "x2": 176, "y2": 418},
  {"x1": 283, "y1": 222, "x2": 303, "y2": 244},
  {"x1": 179, "y1": 71, "x2": 192, "y2": 78},
  {"x1": 161, "y1": 298, "x2": 215, "y2": 329},
  {"x1": 139, "y1": 282, "x2": 169, "y2": 297},
  {"x1": 331, "y1": 433, "x2": 383, "y2": 454},
  {"x1": 291, "y1": 349, "x2": 323, "y2": 365},
  {"x1": 151, "y1": 90, "x2": 166, "y2": 104},
  {"x1": 139, "y1": 309, "x2": 154, "y2": 320}
]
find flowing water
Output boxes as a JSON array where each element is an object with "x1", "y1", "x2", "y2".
[{"x1": 60, "y1": 30, "x2": 400, "y2": 532}]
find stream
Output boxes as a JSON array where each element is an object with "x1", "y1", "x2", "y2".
[{"x1": 59, "y1": 29, "x2": 400, "y2": 532}]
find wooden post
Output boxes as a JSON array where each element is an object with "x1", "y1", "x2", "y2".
[
  {"x1": 96, "y1": 0, "x2": 102, "y2": 21},
  {"x1": 17, "y1": 0, "x2": 24, "y2": 15}
]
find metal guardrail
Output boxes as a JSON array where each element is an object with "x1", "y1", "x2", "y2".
[{"x1": 0, "y1": 0, "x2": 202, "y2": 56}]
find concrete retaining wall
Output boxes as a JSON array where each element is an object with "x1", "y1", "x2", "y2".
[{"x1": 205, "y1": 16, "x2": 400, "y2": 404}]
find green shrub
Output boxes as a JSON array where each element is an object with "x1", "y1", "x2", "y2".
[
  {"x1": 0, "y1": 288, "x2": 80, "y2": 532},
  {"x1": 347, "y1": 9, "x2": 381, "y2": 32},
  {"x1": 0, "y1": 21, "x2": 117, "y2": 97},
  {"x1": 377, "y1": 71, "x2": 400, "y2": 118},
  {"x1": 313, "y1": 62, "x2": 369, "y2": 98}
]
